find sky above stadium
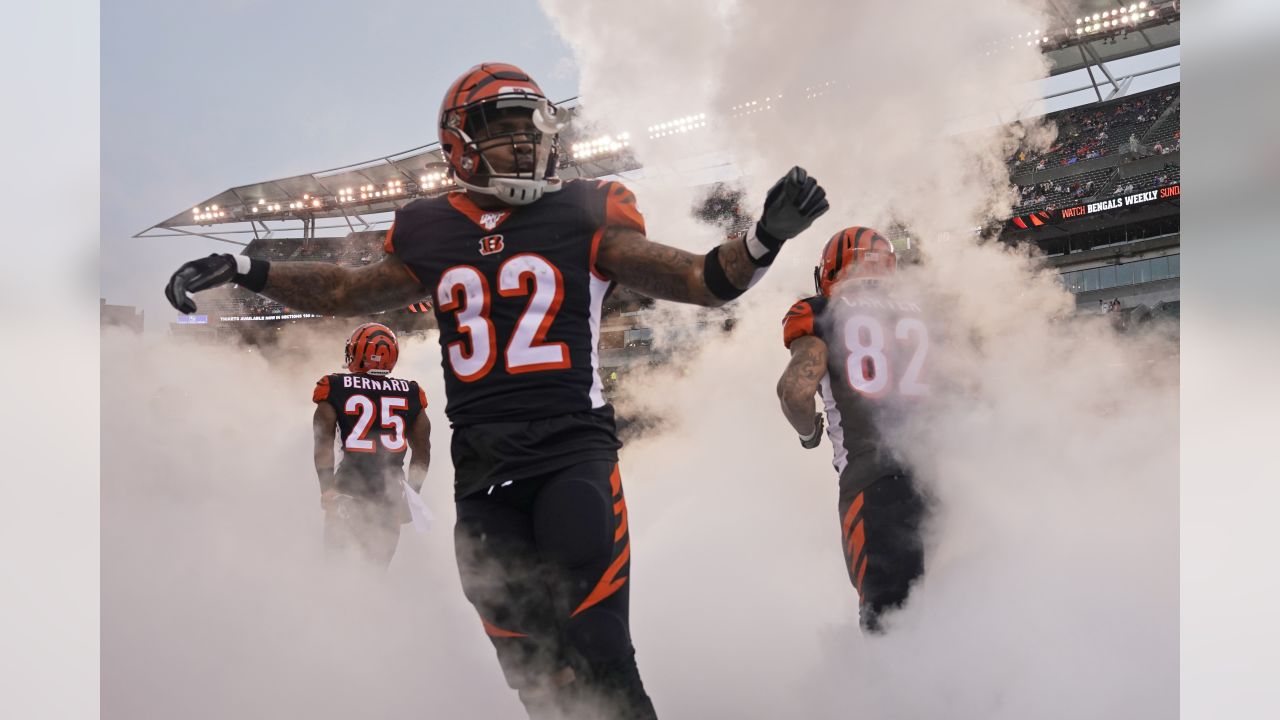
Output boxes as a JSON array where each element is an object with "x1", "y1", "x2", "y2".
[
  {"x1": 101, "y1": 0, "x2": 580, "y2": 328},
  {"x1": 101, "y1": 0, "x2": 1178, "y2": 330}
]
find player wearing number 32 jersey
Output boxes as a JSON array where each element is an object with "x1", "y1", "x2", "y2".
[
  {"x1": 165, "y1": 62, "x2": 829, "y2": 719},
  {"x1": 777, "y1": 226, "x2": 932, "y2": 634}
]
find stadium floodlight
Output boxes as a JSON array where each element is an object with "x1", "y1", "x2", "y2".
[
  {"x1": 571, "y1": 132, "x2": 632, "y2": 160},
  {"x1": 1129, "y1": 3, "x2": 1137, "y2": 10},
  {"x1": 647, "y1": 113, "x2": 708, "y2": 139},
  {"x1": 1139, "y1": 1, "x2": 1147, "y2": 7},
  {"x1": 1076, "y1": 18, "x2": 1082, "y2": 24},
  {"x1": 1148, "y1": 9, "x2": 1155, "y2": 16},
  {"x1": 1092, "y1": 12, "x2": 1100, "y2": 20}
]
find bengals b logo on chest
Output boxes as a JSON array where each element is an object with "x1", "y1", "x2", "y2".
[{"x1": 479, "y1": 234, "x2": 505, "y2": 255}]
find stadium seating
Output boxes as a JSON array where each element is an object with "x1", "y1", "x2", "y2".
[
  {"x1": 1013, "y1": 167, "x2": 1116, "y2": 213},
  {"x1": 1010, "y1": 86, "x2": 1179, "y2": 173}
]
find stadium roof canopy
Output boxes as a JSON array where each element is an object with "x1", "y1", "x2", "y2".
[
  {"x1": 1042, "y1": 1, "x2": 1180, "y2": 82},
  {"x1": 134, "y1": 99, "x2": 648, "y2": 245},
  {"x1": 139, "y1": 0, "x2": 1178, "y2": 245}
]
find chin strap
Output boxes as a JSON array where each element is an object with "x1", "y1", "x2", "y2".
[{"x1": 454, "y1": 175, "x2": 562, "y2": 206}]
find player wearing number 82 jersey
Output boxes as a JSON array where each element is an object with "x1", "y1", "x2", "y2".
[{"x1": 777, "y1": 226, "x2": 931, "y2": 634}]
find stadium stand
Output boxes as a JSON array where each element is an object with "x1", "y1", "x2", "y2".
[
  {"x1": 1010, "y1": 85, "x2": 1179, "y2": 172},
  {"x1": 1014, "y1": 167, "x2": 1116, "y2": 213}
]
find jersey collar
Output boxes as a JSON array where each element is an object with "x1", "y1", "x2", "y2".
[{"x1": 447, "y1": 191, "x2": 515, "y2": 232}]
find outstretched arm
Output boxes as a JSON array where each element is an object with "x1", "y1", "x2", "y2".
[
  {"x1": 777, "y1": 335, "x2": 827, "y2": 438},
  {"x1": 261, "y1": 255, "x2": 428, "y2": 316},
  {"x1": 594, "y1": 227, "x2": 758, "y2": 307},
  {"x1": 594, "y1": 165, "x2": 829, "y2": 308},
  {"x1": 166, "y1": 253, "x2": 428, "y2": 316}
]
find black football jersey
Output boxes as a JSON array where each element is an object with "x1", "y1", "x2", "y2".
[
  {"x1": 385, "y1": 179, "x2": 645, "y2": 426},
  {"x1": 783, "y1": 284, "x2": 934, "y2": 495},
  {"x1": 313, "y1": 372, "x2": 428, "y2": 497}
]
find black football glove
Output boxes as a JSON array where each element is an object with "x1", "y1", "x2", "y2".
[
  {"x1": 799, "y1": 412, "x2": 825, "y2": 449},
  {"x1": 750, "y1": 166, "x2": 830, "y2": 262},
  {"x1": 164, "y1": 253, "x2": 239, "y2": 313}
]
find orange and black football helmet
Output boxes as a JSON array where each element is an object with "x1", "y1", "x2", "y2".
[
  {"x1": 345, "y1": 322, "x2": 399, "y2": 375},
  {"x1": 438, "y1": 62, "x2": 569, "y2": 206},
  {"x1": 814, "y1": 226, "x2": 897, "y2": 295}
]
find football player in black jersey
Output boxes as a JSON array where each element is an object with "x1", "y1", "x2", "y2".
[
  {"x1": 166, "y1": 62, "x2": 828, "y2": 719},
  {"x1": 777, "y1": 227, "x2": 931, "y2": 634},
  {"x1": 312, "y1": 323, "x2": 431, "y2": 568}
]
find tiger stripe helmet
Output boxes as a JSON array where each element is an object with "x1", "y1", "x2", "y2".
[
  {"x1": 345, "y1": 322, "x2": 399, "y2": 375},
  {"x1": 438, "y1": 62, "x2": 568, "y2": 206},
  {"x1": 815, "y1": 226, "x2": 897, "y2": 296}
]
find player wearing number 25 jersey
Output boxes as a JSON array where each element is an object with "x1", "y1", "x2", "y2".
[
  {"x1": 777, "y1": 226, "x2": 931, "y2": 634},
  {"x1": 312, "y1": 323, "x2": 431, "y2": 568},
  {"x1": 165, "y1": 60, "x2": 829, "y2": 719}
]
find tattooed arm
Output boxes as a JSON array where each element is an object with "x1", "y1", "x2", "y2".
[
  {"x1": 777, "y1": 335, "x2": 828, "y2": 436},
  {"x1": 594, "y1": 226, "x2": 760, "y2": 307},
  {"x1": 260, "y1": 254, "x2": 428, "y2": 316},
  {"x1": 165, "y1": 250, "x2": 429, "y2": 316}
]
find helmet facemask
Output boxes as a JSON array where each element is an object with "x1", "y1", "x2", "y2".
[{"x1": 444, "y1": 94, "x2": 568, "y2": 206}]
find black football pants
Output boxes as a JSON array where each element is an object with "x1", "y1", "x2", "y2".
[
  {"x1": 455, "y1": 460, "x2": 657, "y2": 720},
  {"x1": 837, "y1": 473, "x2": 928, "y2": 633}
]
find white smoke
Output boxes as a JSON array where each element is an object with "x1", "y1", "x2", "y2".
[
  {"x1": 536, "y1": 0, "x2": 1177, "y2": 718},
  {"x1": 101, "y1": 327, "x2": 523, "y2": 719},
  {"x1": 103, "y1": 1, "x2": 1176, "y2": 717}
]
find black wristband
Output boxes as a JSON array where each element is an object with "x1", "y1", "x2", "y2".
[
  {"x1": 234, "y1": 257, "x2": 271, "y2": 293},
  {"x1": 703, "y1": 246, "x2": 746, "y2": 301}
]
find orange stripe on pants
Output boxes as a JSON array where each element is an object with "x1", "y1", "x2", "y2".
[
  {"x1": 847, "y1": 519, "x2": 865, "y2": 570},
  {"x1": 481, "y1": 617, "x2": 528, "y2": 638},
  {"x1": 842, "y1": 493, "x2": 865, "y2": 540}
]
